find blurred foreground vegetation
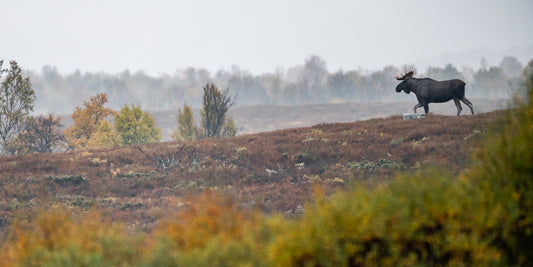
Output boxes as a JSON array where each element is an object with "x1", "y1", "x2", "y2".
[{"x1": 1, "y1": 73, "x2": 532, "y2": 266}]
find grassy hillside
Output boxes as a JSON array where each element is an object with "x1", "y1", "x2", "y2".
[
  {"x1": 0, "y1": 111, "x2": 498, "y2": 233},
  {"x1": 2, "y1": 95, "x2": 533, "y2": 265}
]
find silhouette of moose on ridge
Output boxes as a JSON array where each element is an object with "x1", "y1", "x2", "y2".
[{"x1": 395, "y1": 71, "x2": 474, "y2": 116}]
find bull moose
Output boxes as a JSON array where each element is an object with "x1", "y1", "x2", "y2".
[{"x1": 395, "y1": 71, "x2": 474, "y2": 115}]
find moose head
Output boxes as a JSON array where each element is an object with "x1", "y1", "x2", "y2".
[{"x1": 395, "y1": 70, "x2": 415, "y2": 94}]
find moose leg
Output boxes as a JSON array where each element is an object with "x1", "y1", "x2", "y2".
[
  {"x1": 461, "y1": 97, "x2": 474, "y2": 115},
  {"x1": 423, "y1": 104, "x2": 429, "y2": 114},
  {"x1": 453, "y1": 98, "x2": 462, "y2": 116},
  {"x1": 413, "y1": 103, "x2": 424, "y2": 113}
]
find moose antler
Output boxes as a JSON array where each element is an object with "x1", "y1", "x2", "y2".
[{"x1": 395, "y1": 70, "x2": 415, "y2": 80}]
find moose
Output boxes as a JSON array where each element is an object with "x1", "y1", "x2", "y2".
[{"x1": 395, "y1": 71, "x2": 474, "y2": 116}]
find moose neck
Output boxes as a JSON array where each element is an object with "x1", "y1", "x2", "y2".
[{"x1": 405, "y1": 78, "x2": 419, "y2": 94}]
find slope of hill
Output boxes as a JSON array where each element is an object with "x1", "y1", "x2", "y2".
[
  {"x1": 151, "y1": 98, "x2": 509, "y2": 140},
  {"x1": 0, "y1": 111, "x2": 500, "y2": 233}
]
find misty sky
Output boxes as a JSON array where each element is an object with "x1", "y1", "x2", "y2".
[{"x1": 3, "y1": 0, "x2": 533, "y2": 75}]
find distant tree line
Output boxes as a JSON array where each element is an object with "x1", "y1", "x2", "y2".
[{"x1": 28, "y1": 55, "x2": 529, "y2": 114}]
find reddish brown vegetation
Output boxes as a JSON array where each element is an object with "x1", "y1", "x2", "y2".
[{"x1": 0, "y1": 112, "x2": 499, "y2": 235}]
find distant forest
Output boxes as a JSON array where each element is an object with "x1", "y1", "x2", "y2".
[{"x1": 28, "y1": 55, "x2": 529, "y2": 114}]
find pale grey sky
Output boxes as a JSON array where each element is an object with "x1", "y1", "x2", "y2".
[{"x1": 2, "y1": 0, "x2": 533, "y2": 75}]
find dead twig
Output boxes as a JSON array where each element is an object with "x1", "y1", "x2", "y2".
[{"x1": 136, "y1": 145, "x2": 186, "y2": 174}]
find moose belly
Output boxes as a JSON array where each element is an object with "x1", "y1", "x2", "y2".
[{"x1": 432, "y1": 97, "x2": 452, "y2": 103}]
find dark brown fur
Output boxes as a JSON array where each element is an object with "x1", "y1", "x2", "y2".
[{"x1": 395, "y1": 71, "x2": 474, "y2": 115}]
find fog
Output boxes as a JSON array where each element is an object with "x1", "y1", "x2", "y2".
[
  {"x1": 29, "y1": 55, "x2": 529, "y2": 115},
  {"x1": 3, "y1": 0, "x2": 532, "y2": 74},
  {"x1": 2, "y1": 0, "x2": 532, "y2": 114}
]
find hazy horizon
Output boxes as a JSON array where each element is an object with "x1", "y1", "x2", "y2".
[{"x1": 3, "y1": 0, "x2": 533, "y2": 76}]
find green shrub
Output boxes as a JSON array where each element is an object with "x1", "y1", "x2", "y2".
[
  {"x1": 296, "y1": 152, "x2": 313, "y2": 164},
  {"x1": 47, "y1": 175, "x2": 88, "y2": 186},
  {"x1": 348, "y1": 158, "x2": 404, "y2": 172},
  {"x1": 114, "y1": 104, "x2": 161, "y2": 145},
  {"x1": 119, "y1": 202, "x2": 144, "y2": 211},
  {"x1": 389, "y1": 139, "x2": 403, "y2": 147},
  {"x1": 269, "y1": 171, "x2": 502, "y2": 266},
  {"x1": 462, "y1": 71, "x2": 533, "y2": 264}
]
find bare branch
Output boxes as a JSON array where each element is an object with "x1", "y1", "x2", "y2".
[{"x1": 135, "y1": 145, "x2": 186, "y2": 174}]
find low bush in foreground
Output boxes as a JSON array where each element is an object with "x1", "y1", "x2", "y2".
[{"x1": 0, "y1": 208, "x2": 143, "y2": 266}]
